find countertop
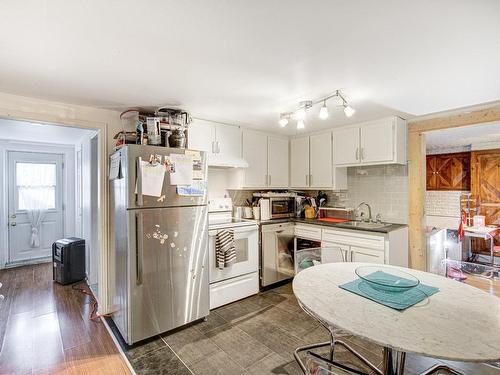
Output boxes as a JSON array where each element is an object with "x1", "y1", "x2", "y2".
[{"x1": 257, "y1": 217, "x2": 407, "y2": 233}]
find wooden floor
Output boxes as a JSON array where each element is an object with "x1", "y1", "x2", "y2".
[{"x1": 0, "y1": 263, "x2": 130, "y2": 375}]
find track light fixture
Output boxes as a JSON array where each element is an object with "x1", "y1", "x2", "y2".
[
  {"x1": 279, "y1": 116, "x2": 289, "y2": 127},
  {"x1": 319, "y1": 101, "x2": 329, "y2": 119},
  {"x1": 278, "y1": 90, "x2": 354, "y2": 129}
]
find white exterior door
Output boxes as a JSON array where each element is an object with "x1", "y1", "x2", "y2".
[
  {"x1": 7, "y1": 151, "x2": 64, "y2": 263},
  {"x1": 267, "y1": 136, "x2": 289, "y2": 188},
  {"x1": 333, "y1": 127, "x2": 360, "y2": 166},
  {"x1": 290, "y1": 136, "x2": 310, "y2": 188},
  {"x1": 242, "y1": 130, "x2": 268, "y2": 187},
  {"x1": 360, "y1": 119, "x2": 394, "y2": 164},
  {"x1": 310, "y1": 133, "x2": 333, "y2": 188}
]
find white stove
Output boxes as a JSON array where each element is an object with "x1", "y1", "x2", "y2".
[
  {"x1": 207, "y1": 198, "x2": 259, "y2": 309},
  {"x1": 208, "y1": 198, "x2": 257, "y2": 229}
]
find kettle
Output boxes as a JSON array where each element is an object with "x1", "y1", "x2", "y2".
[{"x1": 168, "y1": 129, "x2": 186, "y2": 148}]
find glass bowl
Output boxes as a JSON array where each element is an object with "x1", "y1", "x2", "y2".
[{"x1": 355, "y1": 266, "x2": 420, "y2": 293}]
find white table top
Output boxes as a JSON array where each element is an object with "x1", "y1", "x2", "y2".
[{"x1": 293, "y1": 262, "x2": 500, "y2": 362}]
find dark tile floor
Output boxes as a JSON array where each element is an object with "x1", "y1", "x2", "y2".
[{"x1": 108, "y1": 283, "x2": 500, "y2": 375}]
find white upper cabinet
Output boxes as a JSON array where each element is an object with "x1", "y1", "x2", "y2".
[
  {"x1": 333, "y1": 116, "x2": 406, "y2": 166},
  {"x1": 290, "y1": 133, "x2": 347, "y2": 190},
  {"x1": 188, "y1": 120, "x2": 247, "y2": 167},
  {"x1": 242, "y1": 130, "x2": 268, "y2": 187},
  {"x1": 267, "y1": 136, "x2": 289, "y2": 188},
  {"x1": 310, "y1": 133, "x2": 333, "y2": 188},
  {"x1": 333, "y1": 127, "x2": 360, "y2": 165},
  {"x1": 360, "y1": 119, "x2": 394, "y2": 163},
  {"x1": 212, "y1": 123, "x2": 242, "y2": 163},
  {"x1": 188, "y1": 119, "x2": 216, "y2": 155},
  {"x1": 290, "y1": 136, "x2": 310, "y2": 188}
]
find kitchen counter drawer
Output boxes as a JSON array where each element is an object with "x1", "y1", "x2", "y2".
[
  {"x1": 322, "y1": 228, "x2": 385, "y2": 251},
  {"x1": 295, "y1": 224, "x2": 322, "y2": 241}
]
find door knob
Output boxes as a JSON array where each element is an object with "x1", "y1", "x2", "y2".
[
  {"x1": 10, "y1": 214, "x2": 16, "y2": 219},
  {"x1": 10, "y1": 222, "x2": 16, "y2": 227}
]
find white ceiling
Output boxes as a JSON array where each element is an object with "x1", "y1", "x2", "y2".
[
  {"x1": 0, "y1": 118, "x2": 95, "y2": 145},
  {"x1": 426, "y1": 121, "x2": 500, "y2": 151},
  {"x1": 0, "y1": 1, "x2": 499, "y2": 135}
]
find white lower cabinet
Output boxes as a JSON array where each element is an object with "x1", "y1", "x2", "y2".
[
  {"x1": 320, "y1": 227, "x2": 408, "y2": 267},
  {"x1": 350, "y1": 246, "x2": 385, "y2": 264},
  {"x1": 321, "y1": 241, "x2": 350, "y2": 263}
]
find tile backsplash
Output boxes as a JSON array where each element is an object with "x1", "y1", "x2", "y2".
[
  {"x1": 344, "y1": 164, "x2": 408, "y2": 224},
  {"x1": 425, "y1": 191, "x2": 465, "y2": 217}
]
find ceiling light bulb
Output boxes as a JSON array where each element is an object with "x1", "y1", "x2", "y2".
[
  {"x1": 344, "y1": 105, "x2": 355, "y2": 117},
  {"x1": 297, "y1": 119, "x2": 305, "y2": 129},
  {"x1": 319, "y1": 102, "x2": 329, "y2": 119},
  {"x1": 295, "y1": 108, "x2": 307, "y2": 120},
  {"x1": 279, "y1": 117, "x2": 289, "y2": 127}
]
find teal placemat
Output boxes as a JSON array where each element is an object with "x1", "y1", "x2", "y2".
[{"x1": 339, "y1": 276, "x2": 439, "y2": 311}]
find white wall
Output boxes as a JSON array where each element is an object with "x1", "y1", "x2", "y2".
[{"x1": 0, "y1": 140, "x2": 76, "y2": 267}]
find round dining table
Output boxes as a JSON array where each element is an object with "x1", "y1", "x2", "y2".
[{"x1": 292, "y1": 262, "x2": 500, "y2": 375}]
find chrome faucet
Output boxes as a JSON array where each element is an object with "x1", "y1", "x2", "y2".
[{"x1": 356, "y1": 202, "x2": 372, "y2": 222}]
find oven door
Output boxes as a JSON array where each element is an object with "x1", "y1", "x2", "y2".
[
  {"x1": 209, "y1": 225, "x2": 259, "y2": 283},
  {"x1": 270, "y1": 198, "x2": 294, "y2": 218}
]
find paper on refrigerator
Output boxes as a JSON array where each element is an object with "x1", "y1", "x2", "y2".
[
  {"x1": 109, "y1": 152, "x2": 121, "y2": 180},
  {"x1": 138, "y1": 160, "x2": 165, "y2": 197},
  {"x1": 169, "y1": 154, "x2": 193, "y2": 185}
]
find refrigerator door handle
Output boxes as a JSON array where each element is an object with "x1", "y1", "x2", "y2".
[
  {"x1": 135, "y1": 212, "x2": 144, "y2": 285},
  {"x1": 136, "y1": 157, "x2": 144, "y2": 206}
]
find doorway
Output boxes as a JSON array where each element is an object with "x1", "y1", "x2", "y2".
[
  {"x1": 407, "y1": 107, "x2": 500, "y2": 270},
  {"x1": 0, "y1": 118, "x2": 101, "y2": 283},
  {"x1": 7, "y1": 151, "x2": 64, "y2": 264}
]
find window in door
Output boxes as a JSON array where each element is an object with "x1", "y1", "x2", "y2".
[{"x1": 16, "y1": 162, "x2": 57, "y2": 211}]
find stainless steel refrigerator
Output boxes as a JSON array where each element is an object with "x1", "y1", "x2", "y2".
[{"x1": 110, "y1": 145, "x2": 208, "y2": 344}]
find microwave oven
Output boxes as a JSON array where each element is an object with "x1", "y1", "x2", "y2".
[{"x1": 259, "y1": 197, "x2": 296, "y2": 220}]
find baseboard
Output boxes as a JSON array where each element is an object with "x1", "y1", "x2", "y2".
[{"x1": 3, "y1": 256, "x2": 52, "y2": 269}]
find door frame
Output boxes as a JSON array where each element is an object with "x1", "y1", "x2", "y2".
[
  {"x1": 0, "y1": 111, "x2": 109, "y2": 313},
  {"x1": 4, "y1": 148, "x2": 68, "y2": 265},
  {"x1": 407, "y1": 105, "x2": 500, "y2": 270}
]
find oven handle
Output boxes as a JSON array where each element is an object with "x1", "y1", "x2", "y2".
[{"x1": 209, "y1": 226, "x2": 258, "y2": 236}]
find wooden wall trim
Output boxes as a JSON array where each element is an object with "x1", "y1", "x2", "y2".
[
  {"x1": 407, "y1": 106, "x2": 500, "y2": 270},
  {"x1": 408, "y1": 107, "x2": 500, "y2": 133}
]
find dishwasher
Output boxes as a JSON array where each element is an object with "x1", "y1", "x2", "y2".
[{"x1": 260, "y1": 222, "x2": 295, "y2": 287}]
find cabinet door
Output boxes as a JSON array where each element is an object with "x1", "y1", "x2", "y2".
[
  {"x1": 290, "y1": 136, "x2": 310, "y2": 187},
  {"x1": 333, "y1": 127, "x2": 360, "y2": 165},
  {"x1": 242, "y1": 130, "x2": 268, "y2": 187},
  {"x1": 437, "y1": 153, "x2": 470, "y2": 191},
  {"x1": 350, "y1": 246, "x2": 384, "y2": 264},
  {"x1": 188, "y1": 119, "x2": 215, "y2": 154},
  {"x1": 268, "y1": 136, "x2": 289, "y2": 188},
  {"x1": 426, "y1": 155, "x2": 438, "y2": 190},
  {"x1": 321, "y1": 242, "x2": 349, "y2": 264},
  {"x1": 215, "y1": 124, "x2": 241, "y2": 160},
  {"x1": 360, "y1": 119, "x2": 394, "y2": 164},
  {"x1": 310, "y1": 133, "x2": 333, "y2": 188}
]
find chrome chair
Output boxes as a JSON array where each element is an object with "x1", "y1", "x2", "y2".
[{"x1": 294, "y1": 246, "x2": 381, "y2": 375}]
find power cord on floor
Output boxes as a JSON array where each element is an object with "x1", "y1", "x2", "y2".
[{"x1": 71, "y1": 279, "x2": 113, "y2": 322}]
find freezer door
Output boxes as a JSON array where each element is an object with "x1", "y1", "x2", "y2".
[
  {"x1": 128, "y1": 205, "x2": 209, "y2": 344},
  {"x1": 119, "y1": 145, "x2": 207, "y2": 209}
]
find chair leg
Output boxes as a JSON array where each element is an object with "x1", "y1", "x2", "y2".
[
  {"x1": 420, "y1": 364, "x2": 463, "y2": 375},
  {"x1": 335, "y1": 340, "x2": 383, "y2": 374}
]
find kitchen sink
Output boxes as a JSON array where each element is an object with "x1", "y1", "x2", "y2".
[{"x1": 339, "y1": 221, "x2": 392, "y2": 229}]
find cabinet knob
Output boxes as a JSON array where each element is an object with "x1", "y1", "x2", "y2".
[{"x1": 10, "y1": 222, "x2": 16, "y2": 227}]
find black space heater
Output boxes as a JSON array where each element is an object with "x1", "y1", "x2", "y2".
[{"x1": 52, "y1": 237, "x2": 86, "y2": 285}]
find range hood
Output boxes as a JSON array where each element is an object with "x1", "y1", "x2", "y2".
[{"x1": 207, "y1": 154, "x2": 249, "y2": 168}]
